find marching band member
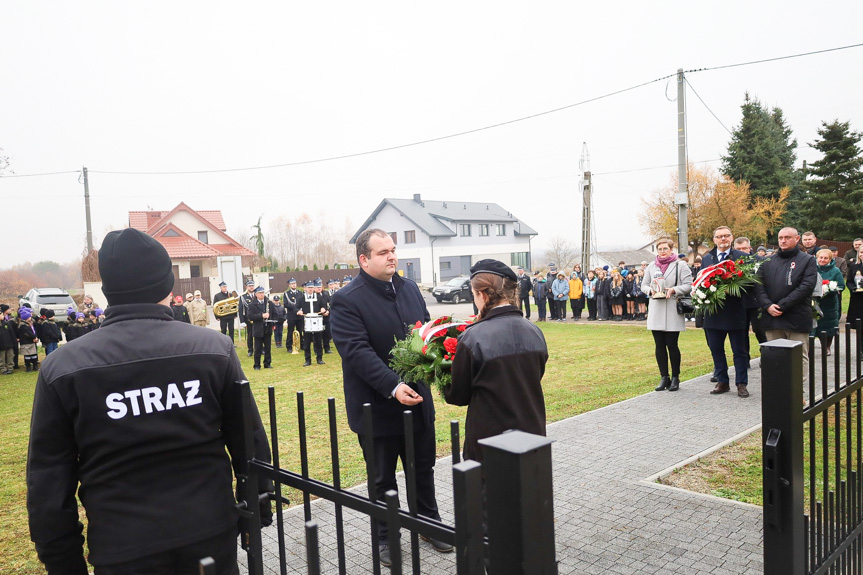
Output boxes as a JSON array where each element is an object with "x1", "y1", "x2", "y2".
[
  {"x1": 297, "y1": 281, "x2": 327, "y2": 367},
  {"x1": 237, "y1": 280, "x2": 256, "y2": 357},
  {"x1": 282, "y1": 278, "x2": 302, "y2": 355},
  {"x1": 271, "y1": 295, "x2": 286, "y2": 348},
  {"x1": 320, "y1": 279, "x2": 335, "y2": 354},
  {"x1": 212, "y1": 281, "x2": 236, "y2": 343},
  {"x1": 247, "y1": 286, "x2": 275, "y2": 370}
]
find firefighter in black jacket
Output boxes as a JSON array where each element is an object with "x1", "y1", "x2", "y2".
[
  {"x1": 297, "y1": 281, "x2": 328, "y2": 366},
  {"x1": 282, "y1": 278, "x2": 302, "y2": 355},
  {"x1": 212, "y1": 281, "x2": 237, "y2": 343},
  {"x1": 237, "y1": 280, "x2": 256, "y2": 357},
  {"x1": 247, "y1": 286, "x2": 276, "y2": 370},
  {"x1": 26, "y1": 228, "x2": 272, "y2": 575}
]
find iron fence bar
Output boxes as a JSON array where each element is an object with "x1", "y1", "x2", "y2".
[
  {"x1": 804, "y1": 514, "x2": 810, "y2": 574},
  {"x1": 857, "y1": 319, "x2": 862, "y2": 381},
  {"x1": 812, "y1": 515, "x2": 863, "y2": 575},
  {"x1": 362, "y1": 403, "x2": 382, "y2": 575},
  {"x1": 761, "y1": 340, "x2": 805, "y2": 575},
  {"x1": 327, "y1": 397, "x2": 347, "y2": 575},
  {"x1": 452, "y1": 460, "x2": 485, "y2": 575},
  {"x1": 451, "y1": 420, "x2": 461, "y2": 464},
  {"x1": 305, "y1": 521, "x2": 321, "y2": 575},
  {"x1": 238, "y1": 381, "x2": 265, "y2": 575},
  {"x1": 386, "y1": 490, "x2": 404, "y2": 575},
  {"x1": 402, "y1": 411, "x2": 421, "y2": 575},
  {"x1": 847, "y1": 324, "x2": 852, "y2": 389},
  {"x1": 804, "y1": 376, "x2": 863, "y2": 420},
  {"x1": 817, "y1": 501, "x2": 823, "y2": 567},
  {"x1": 811, "y1": 334, "x2": 816, "y2": 394},
  {"x1": 248, "y1": 459, "x2": 456, "y2": 542},
  {"x1": 810, "y1": 411, "x2": 816, "y2": 568},
  {"x1": 830, "y1": 490, "x2": 836, "y2": 561},
  {"x1": 297, "y1": 391, "x2": 312, "y2": 522},
  {"x1": 268, "y1": 387, "x2": 288, "y2": 575}
]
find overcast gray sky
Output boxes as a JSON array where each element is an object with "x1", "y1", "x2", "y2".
[{"x1": 2, "y1": 2, "x2": 861, "y2": 268}]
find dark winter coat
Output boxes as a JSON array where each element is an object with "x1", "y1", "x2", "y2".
[
  {"x1": 26, "y1": 304, "x2": 271, "y2": 570},
  {"x1": 532, "y1": 278, "x2": 548, "y2": 300},
  {"x1": 754, "y1": 246, "x2": 818, "y2": 333},
  {"x1": 813, "y1": 261, "x2": 844, "y2": 337},
  {"x1": 247, "y1": 297, "x2": 276, "y2": 338},
  {"x1": 0, "y1": 318, "x2": 17, "y2": 349},
  {"x1": 18, "y1": 321, "x2": 39, "y2": 345},
  {"x1": 444, "y1": 306, "x2": 548, "y2": 462},
  {"x1": 39, "y1": 320, "x2": 62, "y2": 344},
  {"x1": 845, "y1": 262, "x2": 863, "y2": 329},
  {"x1": 700, "y1": 247, "x2": 751, "y2": 331},
  {"x1": 517, "y1": 274, "x2": 532, "y2": 298},
  {"x1": 171, "y1": 303, "x2": 191, "y2": 323},
  {"x1": 330, "y1": 269, "x2": 433, "y2": 437}
]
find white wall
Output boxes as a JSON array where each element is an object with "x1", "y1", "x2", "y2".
[{"x1": 169, "y1": 210, "x2": 229, "y2": 245}]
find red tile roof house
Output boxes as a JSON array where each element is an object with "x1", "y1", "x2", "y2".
[{"x1": 125, "y1": 203, "x2": 257, "y2": 302}]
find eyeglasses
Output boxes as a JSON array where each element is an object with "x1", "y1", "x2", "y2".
[{"x1": 714, "y1": 234, "x2": 732, "y2": 239}]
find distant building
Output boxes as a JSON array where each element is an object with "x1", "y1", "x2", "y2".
[{"x1": 350, "y1": 194, "x2": 538, "y2": 285}]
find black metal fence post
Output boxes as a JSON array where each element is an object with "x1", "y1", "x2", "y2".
[
  {"x1": 479, "y1": 430, "x2": 557, "y2": 575},
  {"x1": 761, "y1": 339, "x2": 805, "y2": 575},
  {"x1": 452, "y1": 460, "x2": 484, "y2": 575}
]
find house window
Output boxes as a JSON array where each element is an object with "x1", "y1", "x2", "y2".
[
  {"x1": 197, "y1": 231, "x2": 209, "y2": 244},
  {"x1": 389, "y1": 232, "x2": 398, "y2": 245},
  {"x1": 405, "y1": 230, "x2": 416, "y2": 244},
  {"x1": 479, "y1": 224, "x2": 489, "y2": 237},
  {"x1": 163, "y1": 229, "x2": 180, "y2": 237},
  {"x1": 510, "y1": 252, "x2": 529, "y2": 269},
  {"x1": 440, "y1": 261, "x2": 452, "y2": 270},
  {"x1": 497, "y1": 224, "x2": 506, "y2": 236},
  {"x1": 190, "y1": 264, "x2": 202, "y2": 278},
  {"x1": 460, "y1": 224, "x2": 471, "y2": 237}
]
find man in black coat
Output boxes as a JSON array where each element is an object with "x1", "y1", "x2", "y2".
[
  {"x1": 26, "y1": 228, "x2": 272, "y2": 575},
  {"x1": 754, "y1": 227, "x2": 818, "y2": 380},
  {"x1": 282, "y1": 278, "x2": 303, "y2": 354},
  {"x1": 237, "y1": 280, "x2": 256, "y2": 357},
  {"x1": 701, "y1": 226, "x2": 752, "y2": 397},
  {"x1": 212, "y1": 281, "x2": 237, "y2": 343},
  {"x1": 516, "y1": 266, "x2": 532, "y2": 319},
  {"x1": 297, "y1": 281, "x2": 328, "y2": 367},
  {"x1": 247, "y1": 286, "x2": 275, "y2": 370},
  {"x1": 330, "y1": 228, "x2": 449, "y2": 566},
  {"x1": 546, "y1": 263, "x2": 558, "y2": 320}
]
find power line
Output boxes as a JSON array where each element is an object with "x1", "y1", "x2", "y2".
[
  {"x1": 1, "y1": 170, "x2": 79, "y2": 178},
  {"x1": 684, "y1": 42, "x2": 863, "y2": 75},
  {"x1": 593, "y1": 157, "x2": 720, "y2": 176},
  {"x1": 684, "y1": 78, "x2": 733, "y2": 135}
]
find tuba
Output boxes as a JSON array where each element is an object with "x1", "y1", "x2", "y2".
[{"x1": 213, "y1": 291, "x2": 239, "y2": 318}]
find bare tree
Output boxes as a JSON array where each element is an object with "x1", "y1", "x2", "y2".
[
  {"x1": 0, "y1": 148, "x2": 12, "y2": 176},
  {"x1": 543, "y1": 237, "x2": 579, "y2": 270}
]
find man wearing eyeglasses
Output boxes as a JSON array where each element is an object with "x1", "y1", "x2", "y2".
[{"x1": 700, "y1": 226, "x2": 752, "y2": 398}]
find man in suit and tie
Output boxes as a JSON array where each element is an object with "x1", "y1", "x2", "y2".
[{"x1": 701, "y1": 226, "x2": 752, "y2": 398}]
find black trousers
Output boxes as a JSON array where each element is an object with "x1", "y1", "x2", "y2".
[
  {"x1": 323, "y1": 318, "x2": 332, "y2": 352},
  {"x1": 651, "y1": 330, "x2": 681, "y2": 377},
  {"x1": 303, "y1": 330, "x2": 323, "y2": 361},
  {"x1": 519, "y1": 293, "x2": 531, "y2": 318},
  {"x1": 705, "y1": 328, "x2": 749, "y2": 386},
  {"x1": 570, "y1": 297, "x2": 583, "y2": 319},
  {"x1": 254, "y1": 330, "x2": 272, "y2": 368},
  {"x1": 358, "y1": 424, "x2": 440, "y2": 543},
  {"x1": 547, "y1": 294, "x2": 558, "y2": 319},
  {"x1": 94, "y1": 527, "x2": 238, "y2": 575},
  {"x1": 586, "y1": 298, "x2": 597, "y2": 319},
  {"x1": 245, "y1": 322, "x2": 254, "y2": 354},
  {"x1": 273, "y1": 321, "x2": 284, "y2": 345},
  {"x1": 536, "y1": 296, "x2": 546, "y2": 319},
  {"x1": 219, "y1": 315, "x2": 235, "y2": 342},
  {"x1": 286, "y1": 317, "x2": 302, "y2": 351}
]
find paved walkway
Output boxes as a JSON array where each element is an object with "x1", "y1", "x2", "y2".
[{"x1": 245, "y1": 334, "x2": 855, "y2": 574}]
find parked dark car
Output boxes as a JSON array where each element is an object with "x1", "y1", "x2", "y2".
[{"x1": 431, "y1": 276, "x2": 473, "y2": 304}]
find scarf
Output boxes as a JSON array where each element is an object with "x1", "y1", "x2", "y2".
[
  {"x1": 655, "y1": 253, "x2": 678, "y2": 274},
  {"x1": 817, "y1": 260, "x2": 836, "y2": 273}
]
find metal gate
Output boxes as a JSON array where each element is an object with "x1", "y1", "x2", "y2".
[
  {"x1": 231, "y1": 383, "x2": 558, "y2": 574},
  {"x1": 762, "y1": 321, "x2": 863, "y2": 574}
]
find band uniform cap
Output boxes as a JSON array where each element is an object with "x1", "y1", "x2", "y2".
[
  {"x1": 516, "y1": 266, "x2": 524, "y2": 270},
  {"x1": 548, "y1": 262, "x2": 556, "y2": 267},
  {"x1": 830, "y1": 246, "x2": 839, "y2": 251},
  {"x1": 98, "y1": 227, "x2": 175, "y2": 306},
  {"x1": 218, "y1": 281, "x2": 227, "y2": 287},
  {"x1": 303, "y1": 281, "x2": 314, "y2": 287},
  {"x1": 314, "y1": 280, "x2": 322, "y2": 287},
  {"x1": 289, "y1": 278, "x2": 296, "y2": 283},
  {"x1": 272, "y1": 295, "x2": 280, "y2": 300},
  {"x1": 470, "y1": 259, "x2": 518, "y2": 282},
  {"x1": 254, "y1": 286, "x2": 265, "y2": 294},
  {"x1": 246, "y1": 279, "x2": 255, "y2": 286}
]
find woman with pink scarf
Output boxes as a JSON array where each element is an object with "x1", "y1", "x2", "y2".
[{"x1": 640, "y1": 238, "x2": 692, "y2": 392}]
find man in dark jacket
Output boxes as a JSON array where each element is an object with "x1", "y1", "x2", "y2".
[
  {"x1": 27, "y1": 228, "x2": 272, "y2": 575},
  {"x1": 516, "y1": 266, "x2": 532, "y2": 319},
  {"x1": 282, "y1": 278, "x2": 303, "y2": 355},
  {"x1": 247, "y1": 286, "x2": 276, "y2": 370},
  {"x1": 532, "y1": 271, "x2": 548, "y2": 321},
  {"x1": 754, "y1": 227, "x2": 818, "y2": 380},
  {"x1": 237, "y1": 280, "x2": 256, "y2": 357},
  {"x1": 330, "y1": 228, "x2": 449, "y2": 566},
  {"x1": 212, "y1": 281, "x2": 237, "y2": 343},
  {"x1": 701, "y1": 226, "x2": 752, "y2": 397}
]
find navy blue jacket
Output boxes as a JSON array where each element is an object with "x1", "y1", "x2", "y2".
[
  {"x1": 754, "y1": 246, "x2": 818, "y2": 333},
  {"x1": 330, "y1": 269, "x2": 433, "y2": 437},
  {"x1": 700, "y1": 247, "x2": 750, "y2": 331}
]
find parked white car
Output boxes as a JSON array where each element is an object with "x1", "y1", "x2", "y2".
[{"x1": 19, "y1": 288, "x2": 76, "y2": 323}]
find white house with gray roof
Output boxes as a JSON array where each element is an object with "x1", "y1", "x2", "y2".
[{"x1": 350, "y1": 194, "x2": 538, "y2": 286}]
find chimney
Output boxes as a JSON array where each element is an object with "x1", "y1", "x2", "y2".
[{"x1": 413, "y1": 194, "x2": 422, "y2": 204}]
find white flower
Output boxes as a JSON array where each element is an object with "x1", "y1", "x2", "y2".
[
  {"x1": 829, "y1": 281, "x2": 838, "y2": 291},
  {"x1": 710, "y1": 285, "x2": 717, "y2": 292}
]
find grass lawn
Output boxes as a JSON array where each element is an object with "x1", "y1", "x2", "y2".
[{"x1": 1, "y1": 321, "x2": 750, "y2": 574}]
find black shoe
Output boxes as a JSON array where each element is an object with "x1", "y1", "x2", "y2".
[
  {"x1": 420, "y1": 534, "x2": 454, "y2": 553},
  {"x1": 655, "y1": 376, "x2": 670, "y2": 391},
  {"x1": 275, "y1": 343, "x2": 282, "y2": 348},
  {"x1": 25, "y1": 364, "x2": 32, "y2": 373},
  {"x1": 710, "y1": 376, "x2": 718, "y2": 383},
  {"x1": 379, "y1": 543, "x2": 392, "y2": 567},
  {"x1": 316, "y1": 359, "x2": 325, "y2": 365},
  {"x1": 253, "y1": 366, "x2": 261, "y2": 370},
  {"x1": 668, "y1": 376, "x2": 680, "y2": 392},
  {"x1": 247, "y1": 351, "x2": 253, "y2": 357},
  {"x1": 303, "y1": 361, "x2": 311, "y2": 367},
  {"x1": 324, "y1": 350, "x2": 332, "y2": 354},
  {"x1": 264, "y1": 365, "x2": 273, "y2": 369}
]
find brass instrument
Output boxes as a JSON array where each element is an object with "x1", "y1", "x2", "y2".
[
  {"x1": 292, "y1": 329, "x2": 301, "y2": 354},
  {"x1": 213, "y1": 291, "x2": 239, "y2": 318}
]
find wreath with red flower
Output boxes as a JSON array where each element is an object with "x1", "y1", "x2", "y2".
[
  {"x1": 691, "y1": 258, "x2": 761, "y2": 315},
  {"x1": 389, "y1": 315, "x2": 473, "y2": 392}
]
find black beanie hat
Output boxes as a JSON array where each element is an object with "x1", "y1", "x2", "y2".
[{"x1": 99, "y1": 228, "x2": 174, "y2": 306}]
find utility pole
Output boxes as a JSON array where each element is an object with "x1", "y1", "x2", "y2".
[
  {"x1": 676, "y1": 69, "x2": 689, "y2": 256},
  {"x1": 82, "y1": 166, "x2": 93, "y2": 253},
  {"x1": 580, "y1": 143, "x2": 592, "y2": 271}
]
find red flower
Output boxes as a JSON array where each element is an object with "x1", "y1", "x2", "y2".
[
  {"x1": 823, "y1": 279, "x2": 830, "y2": 285},
  {"x1": 738, "y1": 271, "x2": 743, "y2": 277},
  {"x1": 443, "y1": 337, "x2": 458, "y2": 354},
  {"x1": 444, "y1": 354, "x2": 452, "y2": 360},
  {"x1": 421, "y1": 345, "x2": 428, "y2": 354},
  {"x1": 704, "y1": 281, "x2": 711, "y2": 288},
  {"x1": 457, "y1": 324, "x2": 467, "y2": 332},
  {"x1": 432, "y1": 317, "x2": 447, "y2": 326},
  {"x1": 414, "y1": 320, "x2": 423, "y2": 329}
]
